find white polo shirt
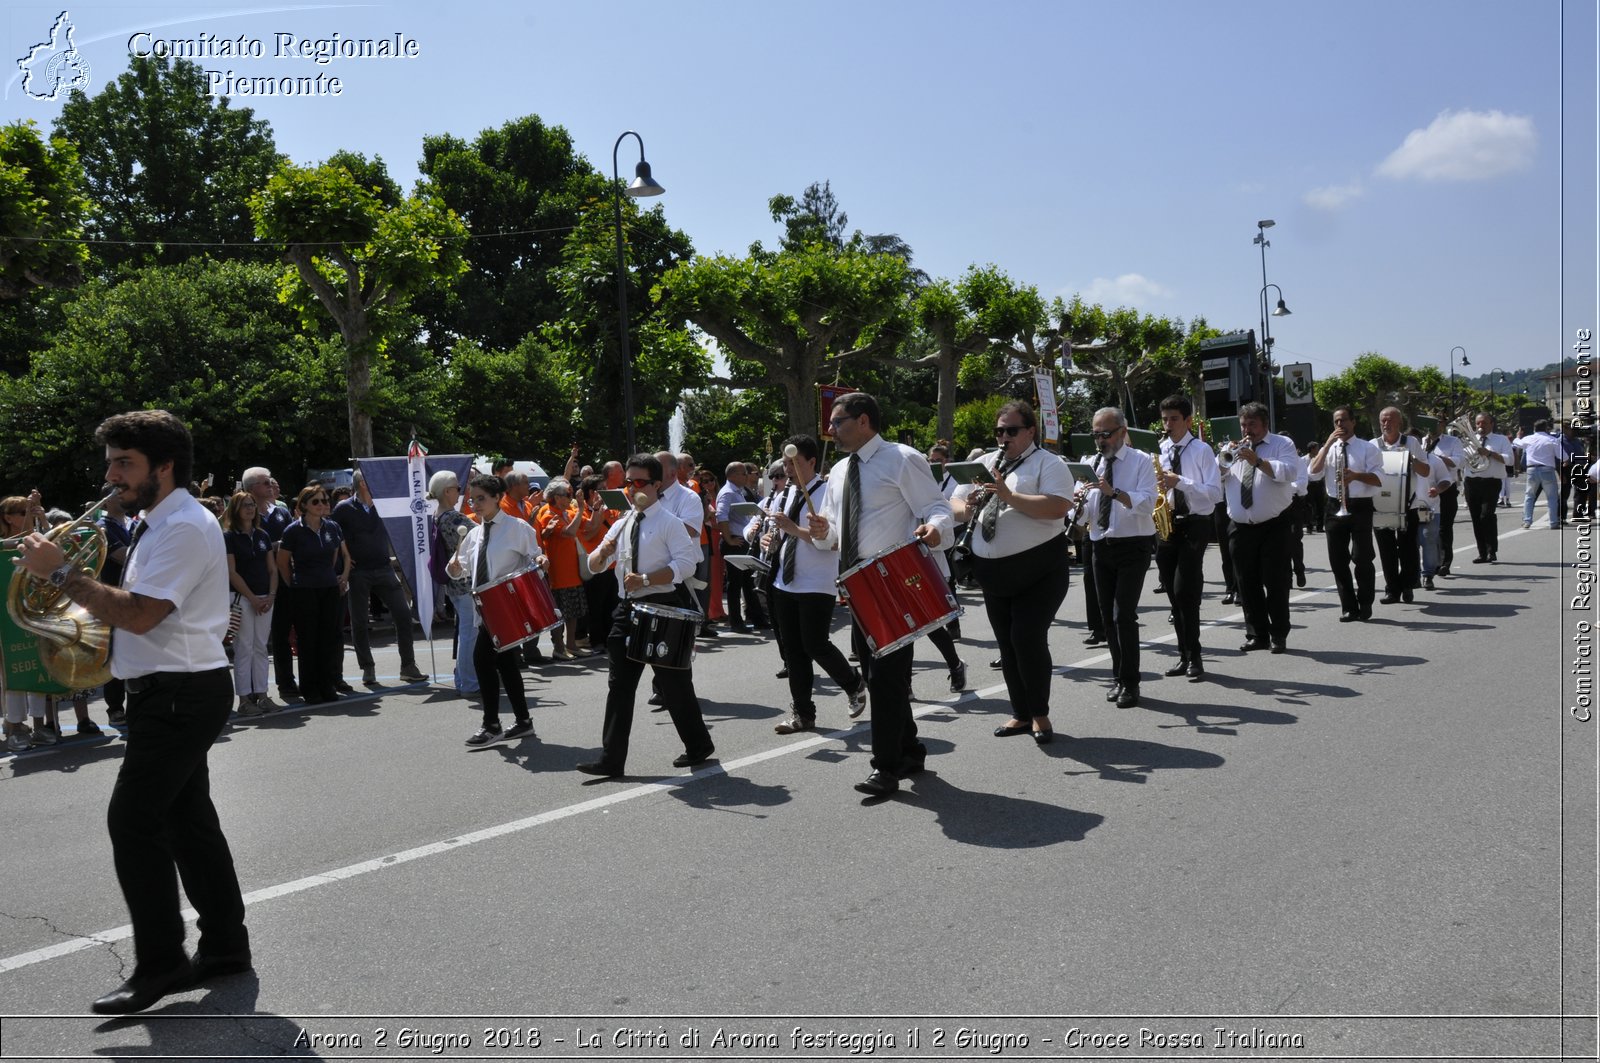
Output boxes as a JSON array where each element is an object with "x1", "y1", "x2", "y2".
[{"x1": 113, "y1": 488, "x2": 231, "y2": 679}]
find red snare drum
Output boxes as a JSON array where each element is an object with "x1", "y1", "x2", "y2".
[
  {"x1": 837, "y1": 538, "x2": 961, "y2": 657},
  {"x1": 473, "y1": 568, "x2": 562, "y2": 651}
]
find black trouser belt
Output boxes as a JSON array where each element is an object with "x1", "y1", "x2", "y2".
[{"x1": 125, "y1": 667, "x2": 229, "y2": 694}]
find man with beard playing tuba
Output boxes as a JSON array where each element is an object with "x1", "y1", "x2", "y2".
[{"x1": 12, "y1": 410, "x2": 250, "y2": 1014}]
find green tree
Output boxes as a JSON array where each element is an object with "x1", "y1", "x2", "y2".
[
  {"x1": 54, "y1": 56, "x2": 282, "y2": 272},
  {"x1": 415, "y1": 115, "x2": 606, "y2": 354},
  {"x1": 1142, "y1": 316, "x2": 1224, "y2": 420},
  {"x1": 250, "y1": 152, "x2": 470, "y2": 457},
  {"x1": 441, "y1": 336, "x2": 583, "y2": 463},
  {"x1": 679, "y1": 386, "x2": 786, "y2": 474},
  {"x1": 1060, "y1": 298, "x2": 1183, "y2": 423},
  {"x1": 654, "y1": 243, "x2": 910, "y2": 436},
  {"x1": 0, "y1": 120, "x2": 90, "y2": 303},
  {"x1": 1314, "y1": 353, "x2": 1424, "y2": 434}
]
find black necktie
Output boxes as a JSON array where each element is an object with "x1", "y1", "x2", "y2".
[
  {"x1": 1241, "y1": 446, "x2": 1257, "y2": 510},
  {"x1": 979, "y1": 449, "x2": 1029, "y2": 542},
  {"x1": 628, "y1": 512, "x2": 643, "y2": 582},
  {"x1": 1098, "y1": 454, "x2": 1114, "y2": 530},
  {"x1": 841, "y1": 457, "x2": 863, "y2": 568},
  {"x1": 780, "y1": 483, "x2": 808, "y2": 583},
  {"x1": 475, "y1": 519, "x2": 492, "y2": 588},
  {"x1": 1170, "y1": 442, "x2": 1190, "y2": 515},
  {"x1": 121, "y1": 520, "x2": 148, "y2": 587}
]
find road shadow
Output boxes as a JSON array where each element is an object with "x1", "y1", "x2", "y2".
[
  {"x1": 666, "y1": 773, "x2": 793, "y2": 817},
  {"x1": 90, "y1": 976, "x2": 323, "y2": 1057},
  {"x1": 1144, "y1": 698, "x2": 1299, "y2": 736},
  {"x1": 1046, "y1": 734, "x2": 1226, "y2": 783},
  {"x1": 895, "y1": 770, "x2": 1104, "y2": 847},
  {"x1": 1410, "y1": 601, "x2": 1529, "y2": 620},
  {"x1": 483, "y1": 737, "x2": 591, "y2": 775}
]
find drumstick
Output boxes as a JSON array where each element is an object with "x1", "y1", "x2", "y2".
[{"x1": 783, "y1": 444, "x2": 818, "y2": 518}]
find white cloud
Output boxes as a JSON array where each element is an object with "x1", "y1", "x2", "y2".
[
  {"x1": 1303, "y1": 181, "x2": 1364, "y2": 211},
  {"x1": 1075, "y1": 273, "x2": 1172, "y2": 307},
  {"x1": 1376, "y1": 109, "x2": 1537, "y2": 181}
]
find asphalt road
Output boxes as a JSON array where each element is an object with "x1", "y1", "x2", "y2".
[{"x1": 0, "y1": 502, "x2": 1594, "y2": 1062}]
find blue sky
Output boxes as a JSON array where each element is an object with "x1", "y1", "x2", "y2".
[{"x1": 5, "y1": 0, "x2": 1594, "y2": 386}]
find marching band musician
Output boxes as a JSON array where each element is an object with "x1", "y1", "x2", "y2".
[
  {"x1": 1427, "y1": 408, "x2": 1465, "y2": 577},
  {"x1": 1082, "y1": 407, "x2": 1157, "y2": 709},
  {"x1": 1373, "y1": 407, "x2": 1432, "y2": 604},
  {"x1": 952, "y1": 401, "x2": 1074, "y2": 741},
  {"x1": 1412, "y1": 428, "x2": 1455, "y2": 591},
  {"x1": 756, "y1": 435, "x2": 867, "y2": 736},
  {"x1": 1308, "y1": 406, "x2": 1383, "y2": 624},
  {"x1": 577, "y1": 454, "x2": 714, "y2": 778},
  {"x1": 809, "y1": 392, "x2": 952, "y2": 798},
  {"x1": 1154, "y1": 395, "x2": 1222, "y2": 681},
  {"x1": 1463, "y1": 412, "x2": 1514, "y2": 563},
  {"x1": 1223, "y1": 401, "x2": 1302, "y2": 652},
  {"x1": 447, "y1": 473, "x2": 546, "y2": 748}
]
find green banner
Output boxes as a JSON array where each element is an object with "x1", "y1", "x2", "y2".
[{"x1": 0, "y1": 549, "x2": 70, "y2": 694}]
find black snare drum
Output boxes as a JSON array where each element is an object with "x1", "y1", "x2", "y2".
[{"x1": 623, "y1": 602, "x2": 701, "y2": 670}]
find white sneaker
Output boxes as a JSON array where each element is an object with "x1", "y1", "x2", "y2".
[{"x1": 847, "y1": 684, "x2": 868, "y2": 719}]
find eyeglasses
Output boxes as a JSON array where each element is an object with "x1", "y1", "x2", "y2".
[
  {"x1": 994, "y1": 425, "x2": 1026, "y2": 438},
  {"x1": 307, "y1": 497, "x2": 329, "y2": 504},
  {"x1": 625, "y1": 477, "x2": 655, "y2": 489},
  {"x1": 1090, "y1": 429, "x2": 1121, "y2": 439}
]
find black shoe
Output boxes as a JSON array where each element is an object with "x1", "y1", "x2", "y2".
[
  {"x1": 1401, "y1": 589, "x2": 1414, "y2": 603},
  {"x1": 1295, "y1": 570, "x2": 1307, "y2": 588},
  {"x1": 465, "y1": 727, "x2": 503, "y2": 747},
  {"x1": 1270, "y1": 640, "x2": 1286, "y2": 654},
  {"x1": 333, "y1": 680, "x2": 355, "y2": 695},
  {"x1": 1186, "y1": 660, "x2": 1205, "y2": 680},
  {"x1": 854, "y1": 769, "x2": 898, "y2": 796},
  {"x1": 993, "y1": 722, "x2": 1031, "y2": 737},
  {"x1": 398, "y1": 665, "x2": 429, "y2": 683},
  {"x1": 1032, "y1": 728, "x2": 1053, "y2": 745},
  {"x1": 1152, "y1": 583, "x2": 1168, "y2": 595},
  {"x1": 1472, "y1": 556, "x2": 1488, "y2": 564},
  {"x1": 1164, "y1": 659, "x2": 1190, "y2": 678},
  {"x1": 1489, "y1": 551, "x2": 1497, "y2": 562},
  {"x1": 191, "y1": 951, "x2": 253, "y2": 984},
  {"x1": 575, "y1": 761, "x2": 622, "y2": 777},
  {"x1": 949, "y1": 662, "x2": 968, "y2": 692},
  {"x1": 697, "y1": 624, "x2": 720, "y2": 639},
  {"x1": 278, "y1": 683, "x2": 300, "y2": 700},
  {"x1": 728, "y1": 623, "x2": 753, "y2": 635},
  {"x1": 1084, "y1": 633, "x2": 1106, "y2": 646},
  {"x1": 1358, "y1": 605, "x2": 1373, "y2": 621},
  {"x1": 775, "y1": 667, "x2": 789, "y2": 679},
  {"x1": 672, "y1": 747, "x2": 715, "y2": 768},
  {"x1": 1221, "y1": 592, "x2": 1238, "y2": 605},
  {"x1": 1423, "y1": 577, "x2": 1435, "y2": 591},
  {"x1": 502, "y1": 719, "x2": 536, "y2": 741},
  {"x1": 90, "y1": 959, "x2": 195, "y2": 1015},
  {"x1": 1116, "y1": 687, "x2": 1140, "y2": 709},
  {"x1": 647, "y1": 692, "x2": 663, "y2": 706},
  {"x1": 989, "y1": 657, "x2": 1004, "y2": 668},
  {"x1": 1104, "y1": 683, "x2": 1123, "y2": 702},
  {"x1": 1240, "y1": 638, "x2": 1268, "y2": 653},
  {"x1": 1437, "y1": 566, "x2": 1450, "y2": 578},
  {"x1": 1338, "y1": 611, "x2": 1359, "y2": 623},
  {"x1": 1379, "y1": 594, "x2": 1400, "y2": 605}
]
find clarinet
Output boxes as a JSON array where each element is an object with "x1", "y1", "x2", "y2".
[{"x1": 960, "y1": 447, "x2": 1031, "y2": 550}]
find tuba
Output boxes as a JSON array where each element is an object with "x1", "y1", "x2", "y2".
[
  {"x1": 1445, "y1": 415, "x2": 1492, "y2": 473},
  {"x1": 1151, "y1": 450, "x2": 1173, "y2": 541},
  {"x1": 5, "y1": 489, "x2": 116, "y2": 688}
]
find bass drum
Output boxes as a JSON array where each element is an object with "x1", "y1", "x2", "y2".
[{"x1": 624, "y1": 601, "x2": 701, "y2": 670}]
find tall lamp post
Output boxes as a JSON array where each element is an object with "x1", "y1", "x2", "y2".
[
  {"x1": 1448, "y1": 346, "x2": 1469, "y2": 417},
  {"x1": 612, "y1": 130, "x2": 665, "y2": 458},
  {"x1": 1253, "y1": 220, "x2": 1291, "y2": 430}
]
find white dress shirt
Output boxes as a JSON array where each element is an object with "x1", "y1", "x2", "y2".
[
  {"x1": 113, "y1": 488, "x2": 231, "y2": 679},
  {"x1": 1158, "y1": 432, "x2": 1223, "y2": 517},
  {"x1": 952, "y1": 445, "x2": 1076, "y2": 558},
  {"x1": 1466, "y1": 432, "x2": 1514, "y2": 482},
  {"x1": 1417, "y1": 452, "x2": 1454, "y2": 514},
  {"x1": 1224, "y1": 433, "x2": 1301, "y2": 523},
  {"x1": 1513, "y1": 430, "x2": 1564, "y2": 469},
  {"x1": 450, "y1": 512, "x2": 541, "y2": 592},
  {"x1": 764, "y1": 477, "x2": 839, "y2": 596},
  {"x1": 1084, "y1": 444, "x2": 1157, "y2": 541},
  {"x1": 593, "y1": 503, "x2": 702, "y2": 600},
  {"x1": 1320, "y1": 436, "x2": 1385, "y2": 500},
  {"x1": 659, "y1": 480, "x2": 705, "y2": 536},
  {"x1": 1431, "y1": 432, "x2": 1465, "y2": 480},
  {"x1": 814, "y1": 433, "x2": 953, "y2": 564}
]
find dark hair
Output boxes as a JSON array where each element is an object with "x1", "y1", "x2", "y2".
[
  {"x1": 625, "y1": 453, "x2": 663, "y2": 482},
  {"x1": 95, "y1": 409, "x2": 193, "y2": 487},
  {"x1": 1332, "y1": 405, "x2": 1356, "y2": 421},
  {"x1": 1239, "y1": 401, "x2": 1270, "y2": 422},
  {"x1": 996, "y1": 400, "x2": 1037, "y2": 429},
  {"x1": 1535, "y1": 418, "x2": 1553, "y2": 433},
  {"x1": 783, "y1": 434, "x2": 820, "y2": 463},
  {"x1": 578, "y1": 474, "x2": 604, "y2": 498},
  {"x1": 1158, "y1": 394, "x2": 1193, "y2": 418},
  {"x1": 220, "y1": 490, "x2": 257, "y2": 532},
  {"x1": 834, "y1": 392, "x2": 882, "y2": 432},
  {"x1": 295, "y1": 483, "x2": 328, "y2": 512},
  {"x1": 468, "y1": 473, "x2": 506, "y2": 498},
  {"x1": 928, "y1": 441, "x2": 951, "y2": 461}
]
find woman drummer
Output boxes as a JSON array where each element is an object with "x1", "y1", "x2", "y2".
[
  {"x1": 951, "y1": 400, "x2": 1076, "y2": 743},
  {"x1": 446, "y1": 473, "x2": 546, "y2": 748}
]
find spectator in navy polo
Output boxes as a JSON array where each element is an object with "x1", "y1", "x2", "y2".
[{"x1": 333, "y1": 471, "x2": 429, "y2": 686}]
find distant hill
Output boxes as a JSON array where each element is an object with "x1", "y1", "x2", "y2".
[{"x1": 1461, "y1": 363, "x2": 1567, "y2": 394}]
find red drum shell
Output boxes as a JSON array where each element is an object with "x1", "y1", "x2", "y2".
[
  {"x1": 837, "y1": 538, "x2": 961, "y2": 658},
  {"x1": 473, "y1": 568, "x2": 562, "y2": 651}
]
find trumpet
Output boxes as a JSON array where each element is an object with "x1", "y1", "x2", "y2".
[
  {"x1": 1217, "y1": 438, "x2": 1238, "y2": 469},
  {"x1": 6, "y1": 486, "x2": 117, "y2": 688},
  {"x1": 1333, "y1": 439, "x2": 1351, "y2": 518}
]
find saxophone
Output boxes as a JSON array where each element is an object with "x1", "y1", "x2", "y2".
[{"x1": 1151, "y1": 450, "x2": 1173, "y2": 542}]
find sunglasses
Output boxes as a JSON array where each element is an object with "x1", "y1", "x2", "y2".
[
  {"x1": 1090, "y1": 429, "x2": 1120, "y2": 440},
  {"x1": 994, "y1": 425, "x2": 1026, "y2": 437},
  {"x1": 307, "y1": 496, "x2": 329, "y2": 504},
  {"x1": 625, "y1": 477, "x2": 655, "y2": 489}
]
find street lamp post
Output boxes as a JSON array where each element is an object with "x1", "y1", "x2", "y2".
[
  {"x1": 1448, "y1": 346, "x2": 1469, "y2": 417},
  {"x1": 1253, "y1": 220, "x2": 1291, "y2": 430},
  {"x1": 612, "y1": 130, "x2": 665, "y2": 458}
]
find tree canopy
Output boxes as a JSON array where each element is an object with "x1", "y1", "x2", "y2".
[{"x1": 0, "y1": 120, "x2": 90, "y2": 304}]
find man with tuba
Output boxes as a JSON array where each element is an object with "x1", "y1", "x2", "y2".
[
  {"x1": 1155, "y1": 395, "x2": 1222, "y2": 680},
  {"x1": 12, "y1": 410, "x2": 250, "y2": 1014},
  {"x1": 1462, "y1": 412, "x2": 1514, "y2": 563},
  {"x1": 1308, "y1": 406, "x2": 1384, "y2": 622}
]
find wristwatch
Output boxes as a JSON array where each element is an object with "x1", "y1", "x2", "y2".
[{"x1": 48, "y1": 562, "x2": 74, "y2": 588}]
